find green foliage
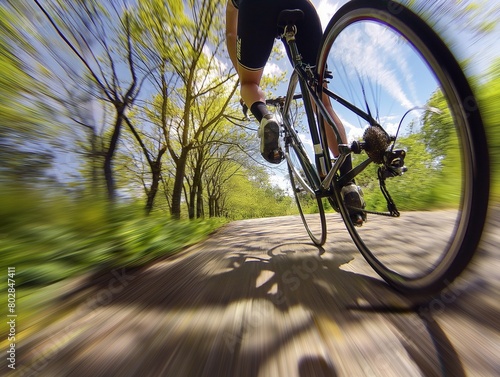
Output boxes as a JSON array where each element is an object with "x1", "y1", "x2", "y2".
[
  {"x1": 0, "y1": 3, "x2": 63, "y2": 183},
  {"x1": 224, "y1": 172, "x2": 294, "y2": 219},
  {"x1": 476, "y1": 59, "x2": 500, "y2": 200},
  {"x1": 0, "y1": 5, "x2": 38, "y2": 129},
  {"x1": 356, "y1": 70, "x2": 499, "y2": 212},
  {"x1": 408, "y1": 0, "x2": 499, "y2": 37},
  {"x1": 357, "y1": 133, "x2": 442, "y2": 212},
  {"x1": 0, "y1": 187, "x2": 225, "y2": 290}
]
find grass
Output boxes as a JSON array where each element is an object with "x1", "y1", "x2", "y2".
[
  {"x1": 1, "y1": 188, "x2": 225, "y2": 288},
  {"x1": 0, "y1": 186, "x2": 226, "y2": 346}
]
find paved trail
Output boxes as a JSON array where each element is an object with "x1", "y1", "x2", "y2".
[{"x1": 17, "y1": 207, "x2": 500, "y2": 377}]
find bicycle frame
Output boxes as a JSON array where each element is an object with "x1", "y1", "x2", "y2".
[
  {"x1": 276, "y1": 14, "x2": 410, "y2": 219},
  {"x1": 280, "y1": 16, "x2": 407, "y2": 204},
  {"x1": 279, "y1": 24, "x2": 357, "y2": 201}
]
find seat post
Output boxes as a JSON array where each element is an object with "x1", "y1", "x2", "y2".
[
  {"x1": 278, "y1": 9, "x2": 305, "y2": 67},
  {"x1": 283, "y1": 24, "x2": 302, "y2": 67}
]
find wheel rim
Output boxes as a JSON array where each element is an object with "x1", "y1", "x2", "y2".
[
  {"x1": 286, "y1": 140, "x2": 327, "y2": 246},
  {"x1": 317, "y1": 2, "x2": 489, "y2": 292}
]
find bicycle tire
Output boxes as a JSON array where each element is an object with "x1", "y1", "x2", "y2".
[
  {"x1": 284, "y1": 118, "x2": 327, "y2": 246},
  {"x1": 317, "y1": 0, "x2": 490, "y2": 294}
]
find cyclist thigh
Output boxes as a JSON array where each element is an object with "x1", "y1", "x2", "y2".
[{"x1": 237, "y1": 0, "x2": 322, "y2": 70}]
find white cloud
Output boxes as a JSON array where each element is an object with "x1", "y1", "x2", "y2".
[
  {"x1": 314, "y1": 0, "x2": 341, "y2": 30},
  {"x1": 263, "y1": 62, "x2": 283, "y2": 77},
  {"x1": 330, "y1": 23, "x2": 416, "y2": 110}
]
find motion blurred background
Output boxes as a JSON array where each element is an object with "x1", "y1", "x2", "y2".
[{"x1": 0, "y1": 0, "x2": 499, "y2": 373}]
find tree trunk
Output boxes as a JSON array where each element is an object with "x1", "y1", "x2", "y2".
[
  {"x1": 196, "y1": 180, "x2": 204, "y2": 218},
  {"x1": 208, "y1": 196, "x2": 215, "y2": 218},
  {"x1": 188, "y1": 187, "x2": 196, "y2": 219},
  {"x1": 188, "y1": 160, "x2": 203, "y2": 220},
  {"x1": 170, "y1": 149, "x2": 189, "y2": 219},
  {"x1": 145, "y1": 165, "x2": 161, "y2": 214},
  {"x1": 104, "y1": 112, "x2": 124, "y2": 201},
  {"x1": 88, "y1": 127, "x2": 101, "y2": 198},
  {"x1": 215, "y1": 198, "x2": 220, "y2": 218}
]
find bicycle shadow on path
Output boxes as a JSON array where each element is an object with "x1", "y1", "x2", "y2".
[{"x1": 17, "y1": 216, "x2": 474, "y2": 377}]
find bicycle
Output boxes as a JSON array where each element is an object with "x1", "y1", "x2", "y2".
[{"x1": 265, "y1": 0, "x2": 490, "y2": 294}]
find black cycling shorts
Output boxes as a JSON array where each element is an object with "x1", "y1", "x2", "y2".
[{"x1": 236, "y1": 0, "x2": 322, "y2": 71}]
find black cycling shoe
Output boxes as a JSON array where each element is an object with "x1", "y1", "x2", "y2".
[
  {"x1": 341, "y1": 183, "x2": 367, "y2": 226},
  {"x1": 258, "y1": 115, "x2": 283, "y2": 164}
]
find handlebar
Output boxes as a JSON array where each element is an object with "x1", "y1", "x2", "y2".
[
  {"x1": 239, "y1": 94, "x2": 303, "y2": 118},
  {"x1": 266, "y1": 93, "x2": 303, "y2": 107}
]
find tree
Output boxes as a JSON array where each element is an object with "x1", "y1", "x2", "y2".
[
  {"x1": 223, "y1": 168, "x2": 294, "y2": 220},
  {"x1": 203, "y1": 145, "x2": 243, "y2": 218},
  {"x1": 0, "y1": 3, "x2": 63, "y2": 186},
  {"x1": 477, "y1": 59, "x2": 500, "y2": 199},
  {"x1": 130, "y1": 0, "x2": 239, "y2": 218},
  {"x1": 34, "y1": 0, "x2": 148, "y2": 200},
  {"x1": 410, "y1": 0, "x2": 498, "y2": 36}
]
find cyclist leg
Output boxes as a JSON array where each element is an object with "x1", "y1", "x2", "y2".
[
  {"x1": 234, "y1": 0, "x2": 284, "y2": 163},
  {"x1": 238, "y1": 67, "x2": 266, "y2": 116},
  {"x1": 226, "y1": 0, "x2": 274, "y2": 116},
  {"x1": 238, "y1": 65, "x2": 283, "y2": 163},
  {"x1": 320, "y1": 90, "x2": 346, "y2": 156},
  {"x1": 235, "y1": 0, "x2": 276, "y2": 115}
]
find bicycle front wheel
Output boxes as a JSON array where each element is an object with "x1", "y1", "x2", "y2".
[
  {"x1": 284, "y1": 117, "x2": 327, "y2": 246},
  {"x1": 317, "y1": 0, "x2": 489, "y2": 293}
]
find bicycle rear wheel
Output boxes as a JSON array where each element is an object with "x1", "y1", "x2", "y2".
[
  {"x1": 317, "y1": 0, "x2": 490, "y2": 293},
  {"x1": 283, "y1": 99, "x2": 327, "y2": 246}
]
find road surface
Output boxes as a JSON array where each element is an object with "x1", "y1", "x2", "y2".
[{"x1": 16, "y1": 207, "x2": 500, "y2": 376}]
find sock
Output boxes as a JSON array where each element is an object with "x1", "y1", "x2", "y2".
[{"x1": 250, "y1": 101, "x2": 269, "y2": 123}]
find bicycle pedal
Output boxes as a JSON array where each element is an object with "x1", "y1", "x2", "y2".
[
  {"x1": 351, "y1": 213, "x2": 365, "y2": 227},
  {"x1": 270, "y1": 149, "x2": 285, "y2": 164},
  {"x1": 266, "y1": 148, "x2": 285, "y2": 164}
]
